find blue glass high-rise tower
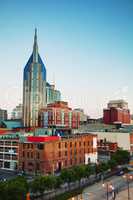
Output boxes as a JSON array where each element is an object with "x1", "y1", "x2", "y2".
[{"x1": 23, "y1": 29, "x2": 46, "y2": 127}]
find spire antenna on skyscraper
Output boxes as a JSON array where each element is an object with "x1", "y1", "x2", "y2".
[
  {"x1": 34, "y1": 28, "x2": 37, "y2": 43},
  {"x1": 23, "y1": 29, "x2": 46, "y2": 127},
  {"x1": 33, "y1": 28, "x2": 38, "y2": 62}
]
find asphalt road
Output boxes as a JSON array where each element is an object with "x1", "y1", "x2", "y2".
[
  {"x1": 0, "y1": 169, "x2": 33, "y2": 182},
  {"x1": 0, "y1": 169, "x2": 17, "y2": 181},
  {"x1": 68, "y1": 175, "x2": 133, "y2": 200}
]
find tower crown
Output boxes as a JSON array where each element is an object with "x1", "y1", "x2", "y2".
[{"x1": 33, "y1": 28, "x2": 38, "y2": 62}]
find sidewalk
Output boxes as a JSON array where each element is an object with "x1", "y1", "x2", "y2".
[{"x1": 116, "y1": 187, "x2": 133, "y2": 200}]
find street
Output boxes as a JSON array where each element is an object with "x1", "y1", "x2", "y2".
[
  {"x1": 0, "y1": 169, "x2": 17, "y2": 181},
  {"x1": 68, "y1": 175, "x2": 133, "y2": 200}
]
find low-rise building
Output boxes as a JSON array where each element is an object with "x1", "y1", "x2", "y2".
[
  {"x1": 73, "y1": 108, "x2": 88, "y2": 124},
  {"x1": 39, "y1": 101, "x2": 80, "y2": 129},
  {"x1": 103, "y1": 100, "x2": 131, "y2": 125},
  {"x1": 98, "y1": 139, "x2": 118, "y2": 162},
  {"x1": 92, "y1": 131, "x2": 133, "y2": 155},
  {"x1": 0, "y1": 133, "x2": 19, "y2": 170},
  {"x1": 18, "y1": 133, "x2": 97, "y2": 175}
]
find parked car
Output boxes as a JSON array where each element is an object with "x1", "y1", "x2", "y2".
[{"x1": 116, "y1": 170, "x2": 124, "y2": 176}]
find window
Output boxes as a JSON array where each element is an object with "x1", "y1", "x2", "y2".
[
  {"x1": 31, "y1": 152, "x2": 33, "y2": 158},
  {"x1": 37, "y1": 144, "x2": 44, "y2": 150},
  {"x1": 75, "y1": 142, "x2": 77, "y2": 147},
  {"x1": 88, "y1": 141, "x2": 90, "y2": 146},
  {"x1": 65, "y1": 160, "x2": 67, "y2": 166},
  {"x1": 74, "y1": 150, "x2": 77, "y2": 155},
  {"x1": 0, "y1": 161, "x2": 2, "y2": 168},
  {"x1": 65, "y1": 142, "x2": 67, "y2": 148},
  {"x1": 65, "y1": 151, "x2": 67, "y2": 156},
  {"x1": 37, "y1": 152, "x2": 40, "y2": 159},
  {"x1": 36, "y1": 163, "x2": 40, "y2": 171},
  {"x1": 28, "y1": 162, "x2": 33, "y2": 166},
  {"x1": 12, "y1": 155, "x2": 17, "y2": 160},
  {"x1": 5, "y1": 155, "x2": 10, "y2": 160},
  {"x1": 12, "y1": 148, "x2": 17, "y2": 153},
  {"x1": 58, "y1": 151, "x2": 61, "y2": 157},
  {"x1": 58, "y1": 143, "x2": 61, "y2": 149},
  {"x1": 27, "y1": 152, "x2": 29, "y2": 158},
  {"x1": 84, "y1": 141, "x2": 85, "y2": 146},
  {"x1": 0, "y1": 154, "x2": 3, "y2": 159},
  {"x1": 12, "y1": 141, "x2": 17, "y2": 146},
  {"x1": 4, "y1": 161, "x2": 10, "y2": 169},
  {"x1": 79, "y1": 142, "x2": 81, "y2": 146},
  {"x1": 23, "y1": 151, "x2": 25, "y2": 157},
  {"x1": 5, "y1": 141, "x2": 11, "y2": 146},
  {"x1": 0, "y1": 141, "x2": 3, "y2": 145}
]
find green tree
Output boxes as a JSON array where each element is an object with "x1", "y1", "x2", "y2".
[
  {"x1": 112, "y1": 150, "x2": 130, "y2": 165},
  {"x1": 53, "y1": 176, "x2": 62, "y2": 190},
  {"x1": 0, "y1": 182, "x2": 7, "y2": 200},
  {"x1": 108, "y1": 159, "x2": 117, "y2": 170},
  {"x1": 60, "y1": 168, "x2": 76, "y2": 189},
  {"x1": 49, "y1": 176, "x2": 62, "y2": 198},
  {"x1": 31, "y1": 176, "x2": 45, "y2": 196},
  {"x1": 0, "y1": 176, "x2": 28, "y2": 200},
  {"x1": 84, "y1": 165, "x2": 95, "y2": 178},
  {"x1": 73, "y1": 165, "x2": 86, "y2": 187}
]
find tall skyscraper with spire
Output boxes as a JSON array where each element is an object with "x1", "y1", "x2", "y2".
[{"x1": 23, "y1": 29, "x2": 47, "y2": 127}]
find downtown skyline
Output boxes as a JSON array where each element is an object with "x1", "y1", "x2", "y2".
[{"x1": 0, "y1": 0, "x2": 133, "y2": 117}]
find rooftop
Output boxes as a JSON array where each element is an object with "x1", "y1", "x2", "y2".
[
  {"x1": 108, "y1": 99, "x2": 128, "y2": 104},
  {"x1": 0, "y1": 120, "x2": 23, "y2": 129},
  {"x1": 78, "y1": 123, "x2": 133, "y2": 133}
]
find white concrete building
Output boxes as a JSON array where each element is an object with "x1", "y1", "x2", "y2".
[
  {"x1": 85, "y1": 136, "x2": 98, "y2": 164},
  {"x1": 92, "y1": 131, "x2": 133, "y2": 154}
]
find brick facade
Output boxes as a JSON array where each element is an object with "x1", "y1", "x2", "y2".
[
  {"x1": 103, "y1": 107, "x2": 130, "y2": 125},
  {"x1": 39, "y1": 101, "x2": 80, "y2": 129},
  {"x1": 19, "y1": 134, "x2": 97, "y2": 175}
]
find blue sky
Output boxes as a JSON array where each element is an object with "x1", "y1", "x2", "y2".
[{"x1": 0, "y1": 0, "x2": 133, "y2": 117}]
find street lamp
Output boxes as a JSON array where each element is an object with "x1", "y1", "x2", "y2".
[
  {"x1": 123, "y1": 173, "x2": 133, "y2": 200},
  {"x1": 102, "y1": 182, "x2": 115, "y2": 200}
]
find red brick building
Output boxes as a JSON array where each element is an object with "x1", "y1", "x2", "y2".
[
  {"x1": 103, "y1": 107, "x2": 130, "y2": 125},
  {"x1": 18, "y1": 134, "x2": 97, "y2": 175},
  {"x1": 39, "y1": 101, "x2": 80, "y2": 129},
  {"x1": 98, "y1": 139, "x2": 118, "y2": 154}
]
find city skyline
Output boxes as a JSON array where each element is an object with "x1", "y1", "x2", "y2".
[{"x1": 0, "y1": 0, "x2": 133, "y2": 117}]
